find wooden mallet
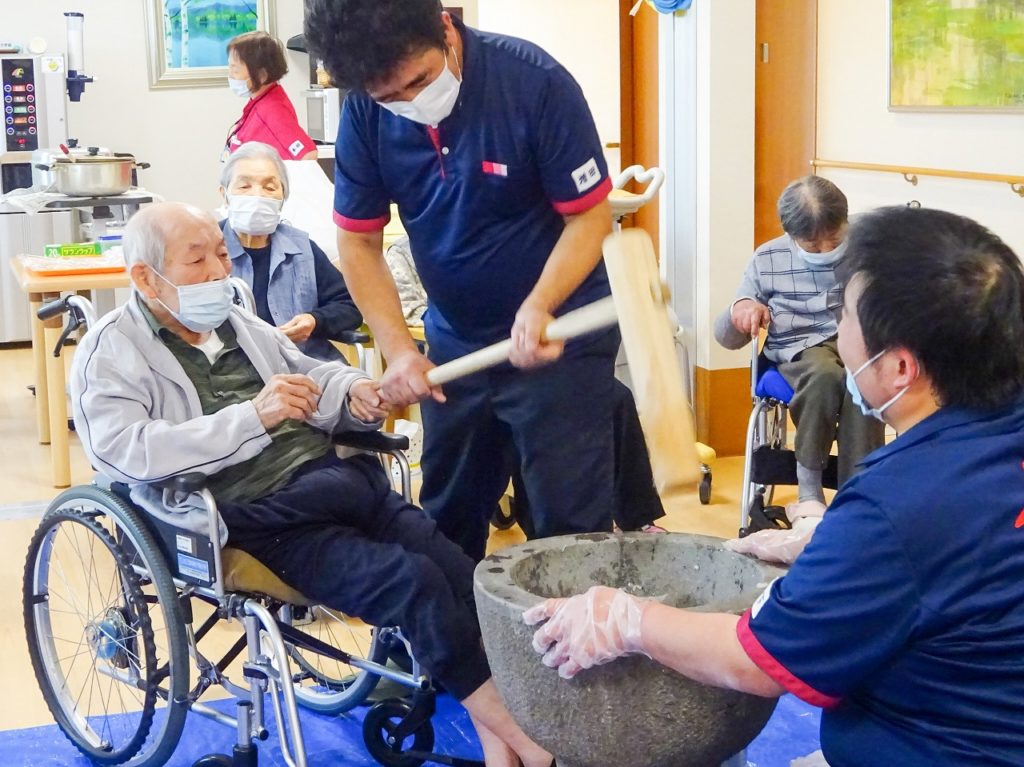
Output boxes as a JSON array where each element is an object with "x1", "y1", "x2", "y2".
[{"x1": 424, "y1": 228, "x2": 701, "y2": 498}]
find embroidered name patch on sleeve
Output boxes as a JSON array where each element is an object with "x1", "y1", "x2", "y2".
[
  {"x1": 572, "y1": 157, "x2": 601, "y2": 194},
  {"x1": 289, "y1": 139, "x2": 305, "y2": 157},
  {"x1": 482, "y1": 161, "x2": 509, "y2": 177}
]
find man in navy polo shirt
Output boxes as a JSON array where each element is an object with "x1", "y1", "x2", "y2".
[
  {"x1": 305, "y1": 0, "x2": 624, "y2": 561},
  {"x1": 526, "y1": 207, "x2": 1024, "y2": 766}
]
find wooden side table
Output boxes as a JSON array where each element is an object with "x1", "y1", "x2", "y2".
[{"x1": 8, "y1": 258, "x2": 130, "y2": 487}]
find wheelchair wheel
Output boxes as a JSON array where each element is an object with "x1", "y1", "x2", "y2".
[
  {"x1": 286, "y1": 607, "x2": 390, "y2": 714},
  {"x1": 363, "y1": 699, "x2": 435, "y2": 767},
  {"x1": 24, "y1": 487, "x2": 189, "y2": 767}
]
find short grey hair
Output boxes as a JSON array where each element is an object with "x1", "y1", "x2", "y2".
[
  {"x1": 777, "y1": 176, "x2": 848, "y2": 240},
  {"x1": 219, "y1": 141, "x2": 290, "y2": 200},
  {"x1": 123, "y1": 202, "x2": 212, "y2": 271}
]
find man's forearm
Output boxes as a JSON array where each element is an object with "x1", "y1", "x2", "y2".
[
  {"x1": 641, "y1": 603, "x2": 784, "y2": 698},
  {"x1": 525, "y1": 200, "x2": 612, "y2": 313},
  {"x1": 337, "y1": 229, "x2": 418, "y2": 362}
]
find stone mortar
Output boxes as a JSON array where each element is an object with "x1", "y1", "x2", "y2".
[{"x1": 474, "y1": 532, "x2": 785, "y2": 767}]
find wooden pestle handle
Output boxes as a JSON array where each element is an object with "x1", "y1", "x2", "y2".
[{"x1": 425, "y1": 296, "x2": 618, "y2": 386}]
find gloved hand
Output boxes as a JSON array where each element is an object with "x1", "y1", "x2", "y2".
[
  {"x1": 523, "y1": 585, "x2": 650, "y2": 679},
  {"x1": 723, "y1": 516, "x2": 822, "y2": 565}
]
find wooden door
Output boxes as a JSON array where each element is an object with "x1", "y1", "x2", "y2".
[{"x1": 755, "y1": 0, "x2": 817, "y2": 247}]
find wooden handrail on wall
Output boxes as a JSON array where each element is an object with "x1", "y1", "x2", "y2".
[{"x1": 812, "y1": 159, "x2": 1024, "y2": 198}]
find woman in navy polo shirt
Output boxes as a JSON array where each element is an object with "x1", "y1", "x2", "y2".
[
  {"x1": 223, "y1": 31, "x2": 317, "y2": 162},
  {"x1": 526, "y1": 207, "x2": 1024, "y2": 767}
]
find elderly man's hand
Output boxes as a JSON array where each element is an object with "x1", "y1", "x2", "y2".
[
  {"x1": 730, "y1": 299, "x2": 771, "y2": 337},
  {"x1": 379, "y1": 350, "x2": 445, "y2": 407},
  {"x1": 347, "y1": 379, "x2": 389, "y2": 423},
  {"x1": 279, "y1": 313, "x2": 317, "y2": 344},
  {"x1": 253, "y1": 374, "x2": 321, "y2": 430},
  {"x1": 509, "y1": 301, "x2": 564, "y2": 369},
  {"x1": 523, "y1": 585, "x2": 650, "y2": 679}
]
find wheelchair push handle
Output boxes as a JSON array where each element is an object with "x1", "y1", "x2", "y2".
[
  {"x1": 38, "y1": 295, "x2": 99, "y2": 357},
  {"x1": 37, "y1": 297, "x2": 72, "y2": 322}
]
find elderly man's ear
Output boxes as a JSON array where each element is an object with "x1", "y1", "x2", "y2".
[{"x1": 131, "y1": 263, "x2": 159, "y2": 299}]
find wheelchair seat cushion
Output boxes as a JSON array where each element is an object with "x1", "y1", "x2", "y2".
[
  {"x1": 222, "y1": 547, "x2": 314, "y2": 606},
  {"x1": 755, "y1": 368, "x2": 795, "y2": 403}
]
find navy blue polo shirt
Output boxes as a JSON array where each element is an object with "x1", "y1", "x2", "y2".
[
  {"x1": 332, "y1": 18, "x2": 612, "y2": 350},
  {"x1": 737, "y1": 400, "x2": 1024, "y2": 766}
]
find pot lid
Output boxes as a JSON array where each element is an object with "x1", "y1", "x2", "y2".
[{"x1": 54, "y1": 155, "x2": 134, "y2": 164}]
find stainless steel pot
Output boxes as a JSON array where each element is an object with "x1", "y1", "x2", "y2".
[{"x1": 35, "y1": 154, "x2": 149, "y2": 197}]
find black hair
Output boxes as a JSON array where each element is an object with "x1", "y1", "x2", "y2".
[
  {"x1": 777, "y1": 176, "x2": 848, "y2": 240},
  {"x1": 839, "y1": 206, "x2": 1024, "y2": 410},
  {"x1": 303, "y1": 0, "x2": 447, "y2": 91}
]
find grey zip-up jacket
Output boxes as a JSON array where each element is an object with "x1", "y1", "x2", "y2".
[{"x1": 70, "y1": 296, "x2": 377, "y2": 540}]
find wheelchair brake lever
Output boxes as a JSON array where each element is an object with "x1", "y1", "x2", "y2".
[{"x1": 52, "y1": 317, "x2": 79, "y2": 358}]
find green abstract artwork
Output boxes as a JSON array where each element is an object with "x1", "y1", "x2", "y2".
[{"x1": 890, "y1": 0, "x2": 1024, "y2": 110}]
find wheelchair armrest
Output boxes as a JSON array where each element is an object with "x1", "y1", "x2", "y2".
[
  {"x1": 152, "y1": 472, "x2": 208, "y2": 494},
  {"x1": 337, "y1": 329, "x2": 371, "y2": 345},
  {"x1": 334, "y1": 430, "x2": 409, "y2": 452}
]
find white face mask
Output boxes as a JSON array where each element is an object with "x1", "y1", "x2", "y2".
[
  {"x1": 228, "y1": 77, "x2": 251, "y2": 99},
  {"x1": 795, "y1": 238, "x2": 848, "y2": 267},
  {"x1": 153, "y1": 270, "x2": 234, "y2": 333},
  {"x1": 227, "y1": 194, "x2": 283, "y2": 236},
  {"x1": 377, "y1": 47, "x2": 462, "y2": 126}
]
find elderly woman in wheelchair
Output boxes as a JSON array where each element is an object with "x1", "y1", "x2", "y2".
[
  {"x1": 715, "y1": 176, "x2": 885, "y2": 530},
  {"x1": 23, "y1": 202, "x2": 552, "y2": 767}
]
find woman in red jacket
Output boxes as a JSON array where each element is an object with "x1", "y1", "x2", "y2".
[{"x1": 223, "y1": 31, "x2": 318, "y2": 162}]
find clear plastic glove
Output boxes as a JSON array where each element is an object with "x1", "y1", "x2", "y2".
[
  {"x1": 523, "y1": 585, "x2": 649, "y2": 679},
  {"x1": 723, "y1": 516, "x2": 821, "y2": 565}
]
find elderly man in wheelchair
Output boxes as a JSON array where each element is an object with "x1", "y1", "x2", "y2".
[
  {"x1": 715, "y1": 176, "x2": 885, "y2": 529},
  {"x1": 24, "y1": 201, "x2": 552, "y2": 767}
]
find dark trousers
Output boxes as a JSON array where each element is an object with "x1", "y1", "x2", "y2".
[
  {"x1": 420, "y1": 330, "x2": 620, "y2": 562},
  {"x1": 513, "y1": 379, "x2": 665, "y2": 536},
  {"x1": 217, "y1": 452, "x2": 490, "y2": 701},
  {"x1": 777, "y1": 338, "x2": 885, "y2": 484}
]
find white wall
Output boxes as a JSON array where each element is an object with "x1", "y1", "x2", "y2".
[
  {"x1": 660, "y1": 1, "x2": 756, "y2": 371},
  {"x1": 6, "y1": 0, "x2": 309, "y2": 212},
  {"x1": 817, "y1": 0, "x2": 1024, "y2": 256},
  {"x1": 477, "y1": 0, "x2": 621, "y2": 173},
  {"x1": 9, "y1": 2, "x2": 619, "y2": 211}
]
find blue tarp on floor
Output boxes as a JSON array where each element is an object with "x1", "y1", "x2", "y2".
[{"x1": 0, "y1": 693, "x2": 820, "y2": 766}]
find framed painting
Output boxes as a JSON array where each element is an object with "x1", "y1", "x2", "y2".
[
  {"x1": 144, "y1": 0, "x2": 276, "y2": 89},
  {"x1": 890, "y1": 0, "x2": 1024, "y2": 111}
]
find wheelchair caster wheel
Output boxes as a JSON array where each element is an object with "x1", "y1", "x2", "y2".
[
  {"x1": 363, "y1": 700, "x2": 435, "y2": 767},
  {"x1": 192, "y1": 755, "x2": 233, "y2": 767},
  {"x1": 699, "y1": 472, "x2": 712, "y2": 505},
  {"x1": 490, "y1": 495, "x2": 518, "y2": 531}
]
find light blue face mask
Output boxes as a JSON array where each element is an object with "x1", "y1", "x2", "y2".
[
  {"x1": 228, "y1": 77, "x2": 251, "y2": 99},
  {"x1": 845, "y1": 349, "x2": 909, "y2": 421},
  {"x1": 153, "y1": 270, "x2": 234, "y2": 333},
  {"x1": 795, "y1": 238, "x2": 848, "y2": 267}
]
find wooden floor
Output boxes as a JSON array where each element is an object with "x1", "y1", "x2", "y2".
[{"x1": 0, "y1": 344, "x2": 776, "y2": 732}]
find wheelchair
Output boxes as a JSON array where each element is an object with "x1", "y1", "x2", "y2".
[
  {"x1": 23, "y1": 293, "x2": 484, "y2": 767},
  {"x1": 739, "y1": 341, "x2": 838, "y2": 538}
]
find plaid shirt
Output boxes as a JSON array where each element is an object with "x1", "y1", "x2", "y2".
[{"x1": 735, "y1": 233, "x2": 842, "y2": 363}]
